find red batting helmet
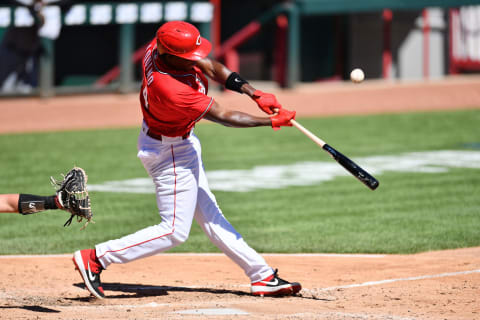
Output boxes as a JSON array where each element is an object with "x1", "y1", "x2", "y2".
[{"x1": 156, "y1": 21, "x2": 211, "y2": 61}]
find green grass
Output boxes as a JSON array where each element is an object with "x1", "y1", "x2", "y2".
[{"x1": 0, "y1": 109, "x2": 479, "y2": 254}]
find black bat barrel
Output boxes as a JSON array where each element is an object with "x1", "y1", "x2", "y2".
[{"x1": 322, "y1": 144, "x2": 379, "y2": 190}]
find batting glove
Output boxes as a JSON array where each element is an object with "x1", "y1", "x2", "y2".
[
  {"x1": 252, "y1": 90, "x2": 282, "y2": 115},
  {"x1": 271, "y1": 108, "x2": 296, "y2": 131}
]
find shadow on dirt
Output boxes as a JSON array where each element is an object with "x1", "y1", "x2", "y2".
[
  {"x1": 70, "y1": 282, "x2": 250, "y2": 299},
  {"x1": 0, "y1": 305, "x2": 61, "y2": 313}
]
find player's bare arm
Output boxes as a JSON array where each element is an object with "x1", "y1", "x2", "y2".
[
  {"x1": 204, "y1": 101, "x2": 295, "y2": 129},
  {"x1": 196, "y1": 58, "x2": 231, "y2": 85},
  {"x1": 204, "y1": 101, "x2": 270, "y2": 127},
  {"x1": 0, "y1": 194, "x2": 20, "y2": 213},
  {"x1": 196, "y1": 58, "x2": 254, "y2": 95},
  {"x1": 196, "y1": 58, "x2": 282, "y2": 114}
]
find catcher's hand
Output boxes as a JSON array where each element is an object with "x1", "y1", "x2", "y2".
[{"x1": 51, "y1": 167, "x2": 93, "y2": 230}]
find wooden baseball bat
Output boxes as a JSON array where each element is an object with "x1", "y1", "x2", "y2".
[{"x1": 290, "y1": 119, "x2": 379, "y2": 190}]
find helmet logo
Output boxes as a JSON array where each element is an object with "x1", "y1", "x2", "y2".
[{"x1": 196, "y1": 35, "x2": 201, "y2": 46}]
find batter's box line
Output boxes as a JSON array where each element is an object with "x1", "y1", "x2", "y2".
[
  {"x1": 301, "y1": 269, "x2": 480, "y2": 298},
  {"x1": 288, "y1": 311, "x2": 418, "y2": 320},
  {"x1": 50, "y1": 297, "x2": 272, "y2": 311}
]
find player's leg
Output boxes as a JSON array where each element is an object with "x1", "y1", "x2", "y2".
[
  {"x1": 194, "y1": 170, "x2": 301, "y2": 296},
  {"x1": 0, "y1": 45, "x2": 22, "y2": 87},
  {"x1": 193, "y1": 170, "x2": 273, "y2": 279},
  {"x1": 95, "y1": 141, "x2": 200, "y2": 266},
  {"x1": 0, "y1": 193, "x2": 61, "y2": 214},
  {"x1": 188, "y1": 134, "x2": 270, "y2": 281},
  {"x1": 191, "y1": 135, "x2": 301, "y2": 296},
  {"x1": 74, "y1": 137, "x2": 201, "y2": 298}
]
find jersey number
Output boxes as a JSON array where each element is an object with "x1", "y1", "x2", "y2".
[{"x1": 142, "y1": 86, "x2": 149, "y2": 110}]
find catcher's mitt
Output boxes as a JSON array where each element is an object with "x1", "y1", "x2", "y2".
[{"x1": 51, "y1": 167, "x2": 93, "y2": 229}]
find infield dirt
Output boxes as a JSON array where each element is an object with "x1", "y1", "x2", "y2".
[{"x1": 0, "y1": 76, "x2": 479, "y2": 319}]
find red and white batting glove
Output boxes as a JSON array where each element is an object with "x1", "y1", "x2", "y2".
[
  {"x1": 252, "y1": 90, "x2": 282, "y2": 115},
  {"x1": 271, "y1": 108, "x2": 296, "y2": 131}
]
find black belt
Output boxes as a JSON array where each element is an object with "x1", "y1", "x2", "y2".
[{"x1": 146, "y1": 130, "x2": 190, "y2": 141}]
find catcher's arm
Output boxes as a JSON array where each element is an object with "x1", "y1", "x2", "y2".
[{"x1": 0, "y1": 194, "x2": 20, "y2": 213}]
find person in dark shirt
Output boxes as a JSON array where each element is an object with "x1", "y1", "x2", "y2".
[{"x1": 0, "y1": 0, "x2": 45, "y2": 91}]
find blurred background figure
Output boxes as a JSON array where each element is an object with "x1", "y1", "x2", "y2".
[
  {"x1": 0, "y1": 0, "x2": 45, "y2": 93},
  {"x1": 0, "y1": 0, "x2": 70, "y2": 93}
]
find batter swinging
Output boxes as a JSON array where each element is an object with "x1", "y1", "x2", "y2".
[{"x1": 73, "y1": 21, "x2": 299, "y2": 299}]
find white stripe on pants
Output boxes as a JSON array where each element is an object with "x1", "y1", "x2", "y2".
[{"x1": 95, "y1": 128, "x2": 273, "y2": 282}]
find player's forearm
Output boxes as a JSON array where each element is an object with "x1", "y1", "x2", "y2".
[
  {"x1": 205, "y1": 110, "x2": 270, "y2": 128},
  {"x1": 239, "y1": 83, "x2": 257, "y2": 97},
  {"x1": 0, "y1": 194, "x2": 20, "y2": 213},
  {"x1": 197, "y1": 58, "x2": 262, "y2": 97},
  {"x1": 197, "y1": 58, "x2": 231, "y2": 83}
]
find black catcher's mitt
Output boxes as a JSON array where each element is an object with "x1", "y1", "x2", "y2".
[{"x1": 51, "y1": 167, "x2": 93, "y2": 229}]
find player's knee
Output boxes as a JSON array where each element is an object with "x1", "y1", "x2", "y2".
[{"x1": 171, "y1": 229, "x2": 189, "y2": 245}]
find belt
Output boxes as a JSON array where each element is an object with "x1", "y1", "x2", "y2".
[{"x1": 146, "y1": 130, "x2": 190, "y2": 141}]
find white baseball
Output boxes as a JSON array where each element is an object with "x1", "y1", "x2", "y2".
[{"x1": 350, "y1": 68, "x2": 365, "y2": 83}]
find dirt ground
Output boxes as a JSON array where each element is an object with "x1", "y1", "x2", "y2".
[
  {"x1": 0, "y1": 248, "x2": 479, "y2": 320},
  {"x1": 1, "y1": 75, "x2": 480, "y2": 134},
  {"x1": 1, "y1": 76, "x2": 480, "y2": 319}
]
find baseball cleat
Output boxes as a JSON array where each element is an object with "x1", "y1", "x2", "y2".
[
  {"x1": 251, "y1": 269, "x2": 301, "y2": 297},
  {"x1": 73, "y1": 249, "x2": 105, "y2": 299}
]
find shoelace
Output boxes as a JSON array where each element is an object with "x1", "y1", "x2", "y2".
[{"x1": 272, "y1": 269, "x2": 289, "y2": 284}]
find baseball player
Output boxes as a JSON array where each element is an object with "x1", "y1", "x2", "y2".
[
  {"x1": 73, "y1": 21, "x2": 300, "y2": 299},
  {"x1": 0, "y1": 167, "x2": 92, "y2": 227}
]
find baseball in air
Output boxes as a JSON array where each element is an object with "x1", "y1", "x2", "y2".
[{"x1": 350, "y1": 68, "x2": 365, "y2": 83}]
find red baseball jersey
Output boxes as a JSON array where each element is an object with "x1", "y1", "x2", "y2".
[{"x1": 140, "y1": 39, "x2": 214, "y2": 137}]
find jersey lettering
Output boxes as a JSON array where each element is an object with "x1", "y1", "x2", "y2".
[
  {"x1": 143, "y1": 47, "x2": 154, "y2": 86},
  {"x1": 195, "y1": 74, "x2": 206, "y2": 94}
]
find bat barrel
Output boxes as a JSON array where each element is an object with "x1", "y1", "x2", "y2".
[
  {"x1": 290, "y1": 119, "x2": 379, "y2": 190},
  {"x1": 323, "y1": 144, "x2": 379, "y2": 190}
]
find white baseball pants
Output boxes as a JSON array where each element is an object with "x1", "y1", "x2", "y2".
[{"x1": 95, "y1": 124, "x2": 273, "y2": 282}]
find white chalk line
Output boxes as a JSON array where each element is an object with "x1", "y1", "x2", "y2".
[
  {"x1": 0, "y1": 252, "x2": 385, "y2": 259},
  {"x1": 284, "y1": 312, "x2": 418, "y2": 320},
  {"x1": 308, "y1": 268, "x2": 480, "y2": 293},
  {"x1": 174, "y1": 308, "x2": 249, "y2": 315},
  {"x1": 52, "y1": 299, "x2": 250, "y2": 311}
]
